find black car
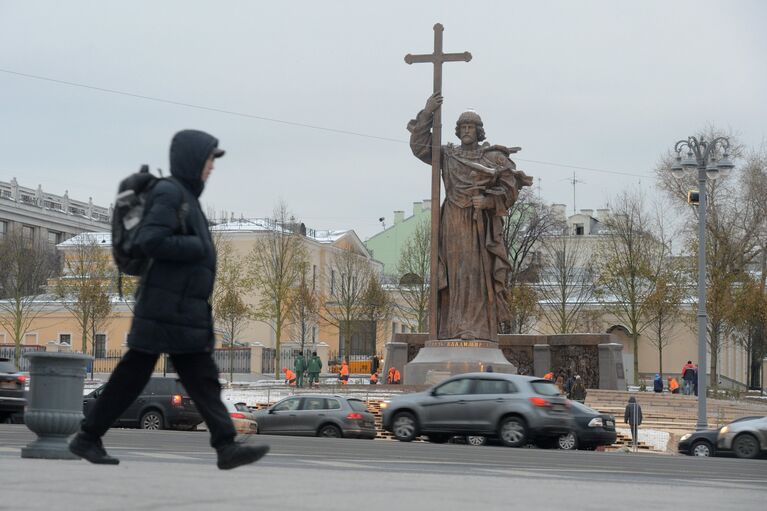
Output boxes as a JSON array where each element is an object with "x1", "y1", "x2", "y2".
[
  {"x1": 0, "y1": 358, "x2": 26, "y2": 423},
  {"x1": 678, "y1": 416, "x2": 764, "y2": 457},
  {"x1": 83, "y1": 377, "x2": 202, "y2": 430},
  {"x1": 678, "y1": 429, "x2": 720, "y2": 456},
  {"x1": 554, "y1": 401, "x2": 617, "y2": 450}
]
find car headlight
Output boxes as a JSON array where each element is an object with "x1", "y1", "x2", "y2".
[
  {"x1": 587, "y1": 418, "x2": 603, "y2": 428},
  {"x1": 680, "y1": 433, "x2": 691, "y2": 442},
  {"x1": 380, "y1": 400, "x2": 389, "y2": 410},
  {"x1": 719, "y1": 426, "x2": 728, "y2": 434}
]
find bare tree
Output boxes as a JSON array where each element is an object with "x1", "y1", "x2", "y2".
[
  {"x1": 54, "y1": 234, "x2": 114, "y2": 356},
  {"x1": 655, "y1": 129, "x2": 767, "y2": 386},
  {"x1": 501, "y1": 189, "x2": 559, "y2": 333},
  {"x1": 360, "y1": 273, "x2": 394, "y2": 355},
  {"x1": 643, "y1": 261, "x2": 686, "y2": 378},
  {"x1": 0, "y1": 228, "x2": 60, "y2": 364},
  {"x1": 729, "y1": 275, "x2": 767, "y2": 389},
  {"x1": 395, "y1": 218, "x2": 430, "y2": 332},
  {"x1": 248, "y1": 203, "x2": 308, "y2": 379},
  {"x1": 593, "y1": 191, "x2": 668, "y2": 384},
  {"x1": 212, "y1": 236, "x2": 252, "y2": 382},
  {"x1": 321, "y1": 247, "x2": 372, "y2": 359},
  {"x1": 288, "y1": 270, "x2": 320, "y2": 355},
  {"x1": 537, "y1": 230, "x2": 595, "y2": 334}
]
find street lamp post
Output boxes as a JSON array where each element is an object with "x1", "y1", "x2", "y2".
[{"x1": 670, "y1": 136, "x2": 734, "y2": 430}]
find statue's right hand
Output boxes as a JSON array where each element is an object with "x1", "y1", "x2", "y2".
[{"x1": 425, "y1": 92, "x2": 443, "y2": 114}]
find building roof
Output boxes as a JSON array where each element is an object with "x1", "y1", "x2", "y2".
[{"x1": 57, "y1": 232, "x2": 111, "y2": 247}]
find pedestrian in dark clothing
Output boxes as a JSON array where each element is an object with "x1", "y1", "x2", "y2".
[
  {"x1": 570, "y1": 375, "x2": 587, "y2": 403},
  {"x1": 306, "y1": 351, "x2": 322, "y2": 387},
  {"x1": 370, "y1": 354, "x2": 380, "y2": 375},
  {"x1": 294, "y1": 352, "x2": 306, "y2": 388},
  {"x1": 693, "y1": 366, "x2": 699, "y2": 396},
  {"x1": 653, "y1": 373, "x2": 663, "y2": 393},
  {"x1": 564, "y1": 373, "x2": 575, "y2": 398},
  {"x1": 682, "y1": 360, "x2": 696, "y2": 395},
  {"x1": 69, "y1": 130, "x2": 268, "y2": 470},
  {"x1": 624, "y1": 396, "x2": 643, "y2": 447}
]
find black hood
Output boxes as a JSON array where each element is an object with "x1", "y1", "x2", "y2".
[{"x1": 169, "y1": 129, "x2": 221, "y2": 197}]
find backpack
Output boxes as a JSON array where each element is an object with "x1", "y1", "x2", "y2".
[{"x1": 112, "y1": 165, "x2": 188, "y2": 294}]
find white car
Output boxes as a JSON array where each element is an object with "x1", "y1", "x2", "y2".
[{"x1": 717, "y1": 416, "x2": 767, "y2": 459}]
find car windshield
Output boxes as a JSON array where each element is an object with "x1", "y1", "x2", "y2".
[
  {"x1": 348, "y1": 399, "x2": 369, "y2": 412},
  {"x1": 530, "y1": 380, "x2": 561, "y2": 396},
  {"x1": 0, "y1": 361, "x2": 18, "y2": 373}
]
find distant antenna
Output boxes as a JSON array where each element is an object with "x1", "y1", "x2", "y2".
[{"x1": 562, "y1": 171, "x2": 585, "y2": 214}]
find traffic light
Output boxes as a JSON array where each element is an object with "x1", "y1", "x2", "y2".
[{"x1": 687, "y1": 190, "x2": 699, "y2": 205}]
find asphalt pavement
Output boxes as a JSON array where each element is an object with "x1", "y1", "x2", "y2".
[{"x1": 1, "y1": 425, "x2": 765, "y2": 510}]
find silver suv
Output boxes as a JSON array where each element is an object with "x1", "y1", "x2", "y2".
[{"x1": 382, "y1": 373, "x2": 574, "y2": 447}]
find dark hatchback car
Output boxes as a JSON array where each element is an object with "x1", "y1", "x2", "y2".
[
  {"x1": 83, "y1": 377, "x2": 202, "y2": 430},
  {"x1": 0, "y1": 358, "x2": 26, "y2": 423},
  {"x1": 555, "y1": 401, "x2": 617, "y2": 450},
  {"x1": 253, "y1": 394, "x2": 376, "y2": 439}
]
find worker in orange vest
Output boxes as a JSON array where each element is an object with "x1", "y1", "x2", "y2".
[
  {"x1": 339, "y1": 360, "x2": 350, "y2": 384},
  {"x1": 668, "y1": 376, "x2": 680, "y2": 394},
  {"x1": 543, "y1": 371, "x2": 554, "y2": 381},
  {"x1": 282, "y1": 367, "x2": 296, "y2": 386},
  {"x1": 369, "y1": 372, "x2": 379, "y2": 385},
  {"x1": 392, "y1": 368, "x2": 401, "y2": 384}
]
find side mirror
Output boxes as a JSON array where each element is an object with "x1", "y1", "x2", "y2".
[
  {"x1": 430, "y1": 389, "x2": 438, "y2": 397},
  {"x1": 268, "y1": 408, "x2": 275, "y2": 414}
]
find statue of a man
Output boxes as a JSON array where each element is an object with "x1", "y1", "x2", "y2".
[{"x1": 408, "y1": 92, "x2": 532, "y2": 342}]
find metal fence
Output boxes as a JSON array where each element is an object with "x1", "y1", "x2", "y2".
[
  {"x1": 213, "y1": 347, "x2": 251, "y2": 374},
  {"x1": 262, "y1": 348, "x2": 275, "y2": 374},
  {"x1": 0, "y1": 345, "x2": 46, "y2": 371}
]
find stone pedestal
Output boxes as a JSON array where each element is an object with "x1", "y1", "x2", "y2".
[
  {"x1": 21, "y1": 352, "x2": 92, "y2": 460},
  {"x1": 533, "y1": 344, "x2": 551, "y2": 377},
  {"x1": 598, "y1": 343, "x2": 626, "y2": 391},
  {"x1": 382, "y1": 341, "x2": 409, "y2": 382},
  {"x1": 403, "y1": 340, "x2": 516, "y2": 385}
]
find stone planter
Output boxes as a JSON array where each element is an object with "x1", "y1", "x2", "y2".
[{"x1": 21, "y1": 352, "x2": 92, "y2": 460}]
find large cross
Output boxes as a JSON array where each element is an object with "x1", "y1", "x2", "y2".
[{"x1": 405, "y1": 23, "x2": 471, "y2": 340}]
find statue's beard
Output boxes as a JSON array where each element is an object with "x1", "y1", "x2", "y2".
[{"x1": 461, "y1": 135, "x2": 476, "y2": 145}]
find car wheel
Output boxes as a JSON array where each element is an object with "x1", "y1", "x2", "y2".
[
  {"x1": 466, "y1": 435, "x2": 486, "y2": 446},
  {"x1": 392, "y1": 412, "x2": 418, "y2": 442},
  {"x1": 690, "y1": 440, "x2": 712, "y2": 457},
  {"x1": 498, "y1": 416, "x2": 527, "y2": 448},
  {"x1": 427, "y1": 433, "x2": 450, "y2": 444},
  {"x1": 318, "y1": 424, "x2": 342, "y2": 438},
  {"x1": 732, "y1": 434, "x2": 760, "y2": 459},
  {"x1": 557, "y1": 431, "x2": 578, "y2": 450},
  {"x1": 140, "y1": 410, "x2": 164, "y2": 430}
]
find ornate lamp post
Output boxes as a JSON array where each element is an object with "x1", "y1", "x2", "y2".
[{"x1": 670, "y1": 136, "x2": 734, "y2": 430}]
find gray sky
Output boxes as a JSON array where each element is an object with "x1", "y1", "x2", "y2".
[{"x1": 1, "y1": 0, "x2": 765, "y2": 240}]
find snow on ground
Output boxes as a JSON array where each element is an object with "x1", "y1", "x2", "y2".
[{"x1": 615, "y1": 427, "x2": 670, "y2": 452}]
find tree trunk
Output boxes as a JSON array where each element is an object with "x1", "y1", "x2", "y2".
[
  {"x1": 632, "y1": 331, "x2": 639, "y2": 385},
  {"x1": 658, "y1": 345, "x2": 663, "y2": 379},
  {"x1": 274, "y1": 319, "x2": 282, "y2": 381},
  {"x1": 710, "y1": 329, "x2": 719, "y2": 388}
]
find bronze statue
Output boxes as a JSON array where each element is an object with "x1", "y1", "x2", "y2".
[{"x1": 408, "y1": 92, "x2": 532, "y2": 342}]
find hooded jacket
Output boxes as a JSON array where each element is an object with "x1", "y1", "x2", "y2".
[
  {"x1": 624, "y1": 396, "x2": 643, "y2": 426},
  {"x1": 127, "y1": 130, "x2": 221, "y2": 354}
]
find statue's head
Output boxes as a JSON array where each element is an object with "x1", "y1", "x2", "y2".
[{"x1": 455, "y1": 111, "x2": 486, "y2": 144}]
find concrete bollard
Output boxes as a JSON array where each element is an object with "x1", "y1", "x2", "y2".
[{"x1": 21, "y1": 352, "x2": 92, "y2": 460}]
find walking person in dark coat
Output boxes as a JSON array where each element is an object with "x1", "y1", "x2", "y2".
[
  {"x1": 69, "y1": 130, "x2": 269, "y2": 469},
  {"x1": 624, "y1": 396, "x2": 643, "y2": 448}
]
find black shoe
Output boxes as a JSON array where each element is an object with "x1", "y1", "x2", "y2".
[
  {"x1": 69, "y1": 432, "x2": 120, "y2": 465},
  {"x1": 216, "y1": 442, "x2": 269, "y2": 470}
]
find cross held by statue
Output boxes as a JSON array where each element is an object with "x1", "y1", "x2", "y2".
[{"x1": 404, "y1": 23, "x2": 472, "y2": 340}]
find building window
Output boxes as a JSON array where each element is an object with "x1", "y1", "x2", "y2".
[
  {"x1": 59, "y1": 333, "x2": 71, "y2": 345},
  {"x1": 575, "y1": 223, "x2": 584, "y2": 236},
  {"x1": 0, "y1": 220, "x2": 6, "y2": 238},
  {"x1": 331, "y1": 270, "x2": 335, "y2": 295},
  {"x1": 392, "y1": 322, "x2": 398, "y2": 334},
  {"x1": 48, "y1": 231, "x2": 61, "y2": 245},
  {"x1": 24, "y1": 333, "x2": 38, "y2": 345},
  {"x1": 312, "y1": 265, "x2": 317, "y2": 291},
  {"x1": 22, "y1": 225, "x2": 35, "y2": 241},
  {"x1": 94, "y1": 334, "x2": 107, "y2": 358}
]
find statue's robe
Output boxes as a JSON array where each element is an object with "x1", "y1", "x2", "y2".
[{"x1": 408, "y1": 109, "x2": 532, "y2": 341}]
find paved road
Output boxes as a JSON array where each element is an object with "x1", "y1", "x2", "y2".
[{"x1": 1, "y1": 425, "x2": 765, "y2": 510}]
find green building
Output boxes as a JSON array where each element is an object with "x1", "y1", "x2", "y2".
[{"x1": 364, "y1": 200, "x2": 431, "y2": 278}]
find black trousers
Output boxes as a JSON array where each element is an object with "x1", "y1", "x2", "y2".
[{"x1": 81, "y1": 349, "x2": 236, "y2": 449}]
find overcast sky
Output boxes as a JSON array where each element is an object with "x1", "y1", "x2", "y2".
[{"x1": 1, "y1": 0, "x2": 765, "y2": 240}]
